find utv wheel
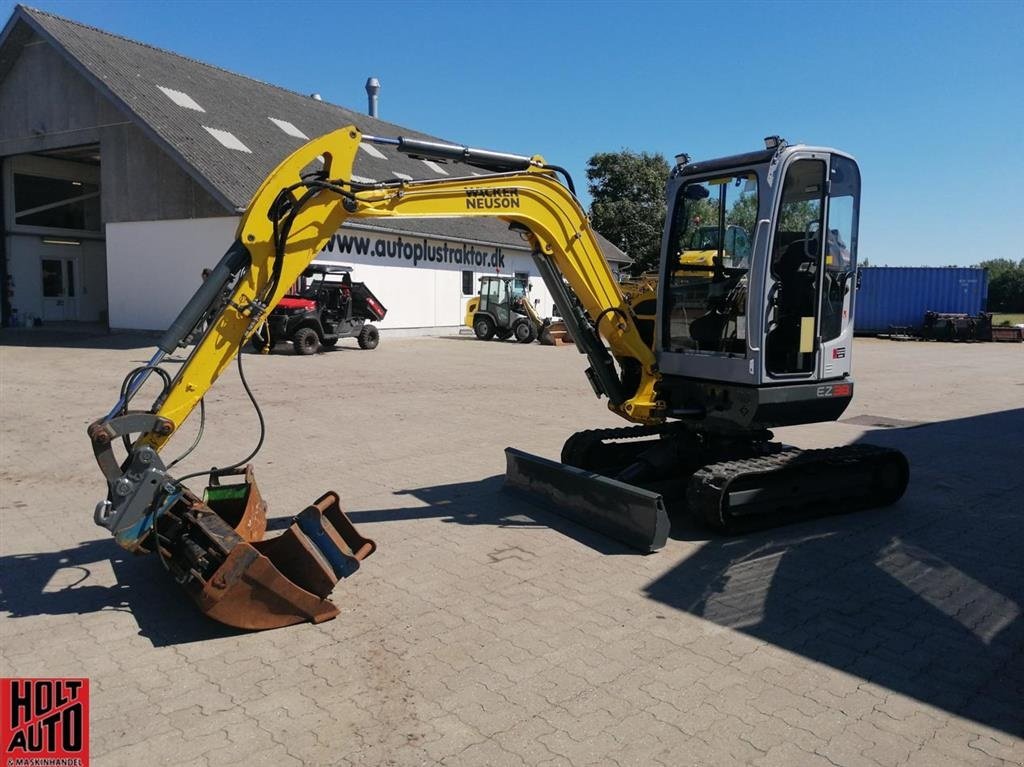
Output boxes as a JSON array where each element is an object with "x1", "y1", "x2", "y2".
[
  {"x1": 514, "y1": 320, "x2": 536, "y2": 344},
  {"x1": 322, "y1": 338, "x2": 338, "y2": 348},
  {"x1": 473, "y1": 316, "x2": 496, "y2": 340},
  {"x1": 357, "y1": 324, "x2": 380, "y2": 350},
  {"x1": 292, "y1": 327, "x2": 321, "y2": 355}
]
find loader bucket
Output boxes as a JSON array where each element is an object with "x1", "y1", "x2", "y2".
[
  {"x1": 154, "y1": 472, "x2": 375, "y2": 631},
  {"x1": 503, "y1": 447, "x2": 670, "y2": 553}
]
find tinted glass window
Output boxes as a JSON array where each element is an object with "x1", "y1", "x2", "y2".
[
  {"x1": 14, "y1": 174, "x2": 101, "y2": 232},
  {"x1": 664, "y1": 172, "x2": 757, "y2": 355}
]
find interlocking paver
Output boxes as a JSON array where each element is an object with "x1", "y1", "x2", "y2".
[{"x1": 1, "y1": 335, "x2": 1022, "y2": 766}]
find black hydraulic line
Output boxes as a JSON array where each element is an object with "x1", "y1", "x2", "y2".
[
  {"x1": 176, "y1": 349, "x2": 265, "y2": 484},
  {"x1": 539, "y1": 165, "x2": 576, "y2": 197},
  {"x1": 387, "y1": 136, "x2": 535, "y2": 172},
  {"x1": 166, "y1": 398, "x2": 205, "y2": 470}
]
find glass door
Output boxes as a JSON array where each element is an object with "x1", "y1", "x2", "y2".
[
  {"x1": 41, "y1": 257, "x2": 79, "y2": 321},
  {"x1": 764, "y1": 158, "x2": 827, "y2": 378}
]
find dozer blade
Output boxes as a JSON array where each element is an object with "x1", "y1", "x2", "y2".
[
  {"x1": 503, "y1": 447, "x2": 669, "y2": 553},
  {"x1": 153, "y1": 469, "x2": 375, "y2": 631}
]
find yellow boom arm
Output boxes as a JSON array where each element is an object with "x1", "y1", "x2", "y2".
[{"x1": 139, "y1": 127, "x2": 662, "y2": 452}]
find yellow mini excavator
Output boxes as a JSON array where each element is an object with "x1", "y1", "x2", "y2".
[{"x1": 88, "y1": 128, "x2": 908, "y2": 629}]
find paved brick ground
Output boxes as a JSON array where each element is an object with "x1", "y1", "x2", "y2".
[{"x1": 1, "y1": 331, "x2": 1022, "y2": 766}]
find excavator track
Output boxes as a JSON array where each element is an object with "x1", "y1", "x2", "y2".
[
  {"x1": 688, "y1": 444, "x2": 910, "y2": 533},
  {"x1": 560, "y1": 422, "x2": 701, "y2": 473},
  {"x1": 509, "y1": 424, "x2": 908, "y2": 549}
]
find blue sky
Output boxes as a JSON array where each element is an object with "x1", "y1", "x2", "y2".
[{"x1": 4, "y1": 0, "x2": 1022, "y2": 266}]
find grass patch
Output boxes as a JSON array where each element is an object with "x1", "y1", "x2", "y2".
[{"x1": 992, "y1": 313, "x2": 1024, "y2": 326}]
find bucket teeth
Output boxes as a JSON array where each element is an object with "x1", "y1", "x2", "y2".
[{"x1": 155, "y1": 467, "x2": 375, "y2": 631}]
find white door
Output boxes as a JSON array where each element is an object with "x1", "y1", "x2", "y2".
[{"x1": 41, "y1": 256, "x2": 79, "y2": 321}]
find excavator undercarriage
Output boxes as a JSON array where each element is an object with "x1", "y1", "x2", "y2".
[{"x1": 506, "y1": 423, "x2": 909, "y2": 551}]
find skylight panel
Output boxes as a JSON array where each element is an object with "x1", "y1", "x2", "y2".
[
  {"x1": 269, "y1": 118, "x2": 308, "y2": 139},
  {"x1": 423, "y1": 160, "x2": 449, "y2": 176},
  {"x1": 351, "y1": 174, "x2": 377, "y2": 184},
  {"x1": 202, "y1": 126, "x2": 252, "y2": 153},
  {"x1": 359, "y1": 142, "x2": 387, "y2": 159},
  {"x1": 157, "y1": 86, "x2": 205, "y2": 112},
  {"x1": 392, "y1": 172, "x2": 413, "y2": 181}
]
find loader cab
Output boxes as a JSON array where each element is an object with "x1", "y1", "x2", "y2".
[
  {"x1": 656, "y1": 142, "x2": 861, "y2": 427},
  {"x1": 467, "y1": 275, "x2": 539, "y2": 342}
]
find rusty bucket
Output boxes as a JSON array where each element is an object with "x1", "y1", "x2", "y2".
[{"x1": 152, "y1": 468, "x2": 375, "y2": 630}]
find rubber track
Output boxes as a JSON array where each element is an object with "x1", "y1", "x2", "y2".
[
  {"x1": 688, "y1": 443, "x2": 909, "y2": 533},
  {"x1": 560, "y1": 422, "x2": 691, "y2": 468}
]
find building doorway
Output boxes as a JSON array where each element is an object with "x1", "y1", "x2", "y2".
[
  {"x1": 41, "y1": 253, "x2": 79, "y2": 321},
  {"x1": 2, "y1": 149, "x2": 105, "y2": 326}
]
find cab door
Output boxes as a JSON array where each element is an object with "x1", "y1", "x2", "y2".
[
  {"x1": 479, "y1": 277, "x2": 511, "y2": 327},
  {"x1": 816, "y1": 155, "x2": 860, "y2": 380},
  {"x1": 763, "y1": 155, "x2": 828, "y2": 379}
]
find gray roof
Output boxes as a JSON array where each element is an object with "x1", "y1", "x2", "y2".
[{"x1": 2, "y1": 6, "x2": 628, "y2": 263}]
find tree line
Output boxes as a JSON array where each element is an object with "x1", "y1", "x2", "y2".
[{"x1": 586, "y1": 149, "x2": 1024, "y2": 312}]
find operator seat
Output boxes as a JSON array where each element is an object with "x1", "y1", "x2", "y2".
[{"x1": 766, "y1": 237, "x2": 819, "y2": 373}]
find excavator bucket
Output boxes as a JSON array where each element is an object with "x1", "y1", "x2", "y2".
[
  {"x1": 503, "y1": 448, "x2": 670, "y2": 553},
  {"x1": 152, "y1": 468, "x2": 375, "y2": 630}
]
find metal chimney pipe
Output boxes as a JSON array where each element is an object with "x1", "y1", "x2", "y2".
[{"x1": 365, "y1": 77, "x2": 380, "y2": 118}]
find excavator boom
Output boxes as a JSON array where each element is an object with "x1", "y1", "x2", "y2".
[{"x1": 89, "y1": 127, "x2": 669, "y2": 629}]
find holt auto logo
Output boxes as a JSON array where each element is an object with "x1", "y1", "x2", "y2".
[{"x1": 1, "y1": 678, "x2": 89, "y2": 767}]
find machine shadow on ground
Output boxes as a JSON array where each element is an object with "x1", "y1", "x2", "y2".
[
  {"x1": 0, "y1": 539, "x2": 242, "y2": 647},
  {"x1": 0, "y1": 328, "x2": 157, "y2": 351},
  {"x1": 643, "y1": 408, "x2": 1024, "y2": 737},
  {"x1": 278, "y1": 475, "x2": 639, "y2": 557}
]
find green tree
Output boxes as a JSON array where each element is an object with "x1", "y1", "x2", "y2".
[
  {"x1": 586, "y1": 151, "x2": 670, "y2": 274},
  {"x1": 979, "y1": 258, "x2": 1024, "y2": 312}
]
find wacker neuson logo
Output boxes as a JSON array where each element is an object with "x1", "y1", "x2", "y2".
[
  {"x1": 1, "y1": 679, "x2": 89, "y2": 767},
  {"x1": 464, "y1": 187, "x2": 520, "y2": 209}
]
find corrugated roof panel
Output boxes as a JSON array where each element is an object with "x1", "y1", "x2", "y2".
[
  {"x1": 423, "y1": 160, "x2": 449, "y2": 176},
  {"x1": 268, "y1": 118, "x2": 308, "y2": 139},
  {"x1": 203, "y1": 126, "x2": 252, "y2": 153},
  {"x1": 157, "y1": 85, "x2": 205, "y2": 112},
  {"x1": 359, "y1": 142, "x2": 386, "y2": 159}
]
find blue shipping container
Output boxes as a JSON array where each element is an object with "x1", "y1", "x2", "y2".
[{"x1": 854, "y1": 267, "x2": 988, "y2": 334}]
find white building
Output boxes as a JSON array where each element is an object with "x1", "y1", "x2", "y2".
[{"x1": 0, "y1": 6, "x2": 627, "y2": 335}]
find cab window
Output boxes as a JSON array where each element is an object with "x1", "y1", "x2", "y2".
[{"x1": 664, "y1": 172, "x2": 757, "y2": 355}]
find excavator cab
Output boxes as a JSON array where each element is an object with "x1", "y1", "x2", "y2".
[
  {"x1": 657, "y1": 143, "x2": 861, "y2": 428},
  {"x1": 510, "y1": 139, "x2": 905, "y2": 545}
]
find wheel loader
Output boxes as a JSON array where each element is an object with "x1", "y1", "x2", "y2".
[
  {"x1": 87, "y1": 128, "x2": 908, "y2": 629},
  {"x1": 464, "y1": 275, "x2": 552, "y2": 343}
]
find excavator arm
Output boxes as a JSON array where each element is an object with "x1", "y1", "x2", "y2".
[
  {"x1": 88, "y1": 127, "x2": 664, "y2": 629},
  {"x1": 143, "y1": 127, "x2": 661, "y2": 446}
]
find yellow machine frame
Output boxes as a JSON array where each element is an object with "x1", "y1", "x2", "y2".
[{"x1": 145, "y1": 127, "x2": 662, "y2": 453}]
